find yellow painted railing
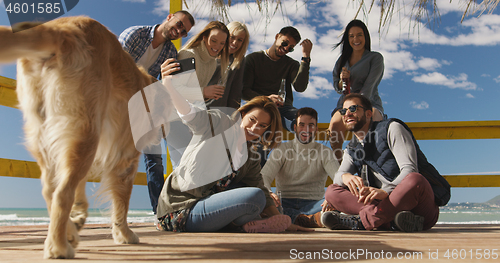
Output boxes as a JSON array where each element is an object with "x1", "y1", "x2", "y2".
[{"x1": 1, "y1": 75, "x2": 500, "y2": 187}]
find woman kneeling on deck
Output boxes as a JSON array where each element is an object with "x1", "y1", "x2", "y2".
[{"x1": 154, "y1": 60, "x2": 309, "y2": 232}]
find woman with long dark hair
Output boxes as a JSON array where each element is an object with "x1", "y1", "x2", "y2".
[{"x1": 328, "y1": 19, "x2": 384, "y2": 160}]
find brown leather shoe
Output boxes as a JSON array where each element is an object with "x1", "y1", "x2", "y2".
[{"x1": 294, "y1": 212, "x2": 323, "y2": 228}]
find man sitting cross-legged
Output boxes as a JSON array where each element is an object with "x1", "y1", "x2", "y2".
[{"x1": 321, "y1": 94, "x2": 450, "y2": 232}]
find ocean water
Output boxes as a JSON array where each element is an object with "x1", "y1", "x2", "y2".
[
  {"x1": 437, "y1": 206, "x2": 500, "y2": 225},
  {"x1": 0, "y1": 206, "x2": 499, "y2": 226},
  {"x1": 0, "y1": 208, "x2": 154, "y2": 226}
]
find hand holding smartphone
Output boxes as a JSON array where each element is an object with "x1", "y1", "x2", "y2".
[{"x1": 170, "y1": 57, "x2": 196, "y2": 75}]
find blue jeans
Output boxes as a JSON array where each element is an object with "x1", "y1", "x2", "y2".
[
  {"x1": 279, "y1": 105, "x2": 298, "y2": 131},
  {"x1": 282, "y1": 197, "x2": 325, "y2": 223},
  {"x1": 185, "y1": 187, "x2": 266, "y2": 232},
  {"x1": 144, "y1": 152, "x2": 164, "y2": 214}
]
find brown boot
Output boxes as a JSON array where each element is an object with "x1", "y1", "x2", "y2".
[{"x1": 294, "y1": 212, "x2": 323, "y2": 228}]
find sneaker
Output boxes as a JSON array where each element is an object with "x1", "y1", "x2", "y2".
[
  {"x1": 393, "y1": 211, "x2": 424, "y2": 232},
  {"x1": 294, "y1": 212, "x2": 323, "y2": 228},
  {"x1": 242, "y1": 214, "x2": 291, "y2": 233},
  {"x1": 321, "y1": 211, "x2": 365, "y2": 230}
]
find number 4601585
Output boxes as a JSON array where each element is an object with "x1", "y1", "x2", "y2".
[
  {"x1": 443, "y1": 249, "x2": 498, "y2": 260},
  {"x1": 5, "y1": 3, "x2": 61, "y2": 14}
]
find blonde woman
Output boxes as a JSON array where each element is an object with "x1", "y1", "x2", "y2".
[
  {"x1": 177, "y1": 21, "x2": 230, "y2": 100},
  {"x1": 206, "y1": 21, "x2": 250, "y2": 109}
]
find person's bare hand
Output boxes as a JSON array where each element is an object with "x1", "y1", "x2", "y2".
[
  {"x1": 358, "y1": 187, "x2": 388, "y2": 205},
  {"x1": 268, "y1": 94, "x2": 284, "y2": 107},
  {"x1": 340, "y1": 67, "x2": 350, "y2": 79},
  {"x1": 321, "y1": 200, "x2": 335, "y2": 212},
  {"x1": 300, "y1": 39, "x2": 313, "y2": 57},
  {"x1": 160, "y1": 58, "x2": 180, "y2": 79},
  {"x1": 203, "y1": 85, "x2": 225, "y2": 100},
  {"x1": 342, "y1": 173, "x2": 364, "y2": 197}
]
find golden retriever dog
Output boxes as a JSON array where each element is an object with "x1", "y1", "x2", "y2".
[{"x1": 0, "y1": 16, "x2": 153, "y2": 259}]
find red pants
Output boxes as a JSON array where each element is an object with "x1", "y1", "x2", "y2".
[{"x1": 325, "y1": 173, "x2": 439, "y2": 230}]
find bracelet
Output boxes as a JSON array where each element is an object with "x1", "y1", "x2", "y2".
[{"x1": 301, "y1": 57, "x2": 311, "y2": 63}]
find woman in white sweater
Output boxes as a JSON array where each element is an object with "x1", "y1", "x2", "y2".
[{"x1": 178, "y1": 21, "x2": 230, "y2": 101}]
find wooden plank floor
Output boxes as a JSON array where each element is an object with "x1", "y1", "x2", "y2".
[{"x1": 1, "y1": 223, "x2": 499, "y2": 262}]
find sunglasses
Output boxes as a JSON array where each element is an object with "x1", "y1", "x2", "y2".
[
  {"x1": 173, "y1": 17, "x2": 188, "y2": 37},
  {"x1": 280, "y1": 41, "x2": 295, "y2": 52},
  {"x1": 339, "y1": 105, "x2": 367, "y2": 115}
]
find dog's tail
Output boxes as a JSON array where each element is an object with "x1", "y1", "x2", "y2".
[{"x1": 0, "y1": 22, "x2": 66, "y2": 63}]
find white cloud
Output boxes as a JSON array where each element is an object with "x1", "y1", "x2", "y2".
[
  {"x1": 465, "y1": 93, "x2": 475, "y2": 98},
  {"x1": 435, "y1": 0, "x2": 467, "y2": 16},
  {"x1": 410, "y1": 101, "x2": 429, "y2": 110},
  {"x1": 481, "y1": 74, "x2": 491, "y2": 77},
  {"x1": 412, "y1": 72, "x2": 477, "y2": 90},
  {"x1": 123, "y1": 0, "x2": 145, "y2": 3},
  {"x1": 296, "y1": 76, "x2": 335, "y2": 100},
  {"x1": 153, "y1": 0, "x2": 169, "y2": 15},
  {"x1": 381, "y1": 50, "x2": 418, "y2": 79},
  {"x1": 416, "y1": 57, "x2": 442, "y2": 71},
  {"x1": 494, "y1": 75, "x2": 500, "y2": 83}
]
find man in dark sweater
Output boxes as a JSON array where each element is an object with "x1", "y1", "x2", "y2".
[{"x1": 242, "y1": 26, "x2": 312, "y2": 131}]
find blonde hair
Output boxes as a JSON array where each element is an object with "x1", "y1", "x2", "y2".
[
  {"x1": 181, "y1": 21, "x2": 230, "y2": 80},
  {"x1": 236, "y1": 96, "x2": 282, "y2": 150},
  {"x1": 226, "y1": 21, "x2": 249, "y2": 70}
]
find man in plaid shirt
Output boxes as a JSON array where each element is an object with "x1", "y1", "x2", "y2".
[{"x1": 119, "y1": 10, "x2": 195, "y2": 218}]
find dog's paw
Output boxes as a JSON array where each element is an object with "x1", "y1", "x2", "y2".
[
  {"x1": 67, "y1": 220, "x2": 80, "y2": 248},
  {"x1": 44, "y1": 237, "x2": 75, "y2": 259},
  {"x1": 70, "y1": 209, "x2": 87, "y2": 231},
  {"x1": 112, "y1": 224, "x2": 140, "y2": 244}
]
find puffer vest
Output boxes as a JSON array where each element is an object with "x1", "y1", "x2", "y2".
[{"x1": 346, "y1": 118, "x2": 451, "y2": 206}]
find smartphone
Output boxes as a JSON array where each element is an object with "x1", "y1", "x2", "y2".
[{"x1": 170, "y1": 57, "x2": 196, "y2": 75}]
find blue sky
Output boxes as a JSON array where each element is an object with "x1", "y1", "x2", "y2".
[{"x1": 0, "y1": 0, "x2": 499, "y2": 209}]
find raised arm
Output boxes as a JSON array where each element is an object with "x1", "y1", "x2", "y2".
[
  {"x1": 161, "y1": 58, "x2": 191, "y2": 116},
  {"x1": 290, "y1": 60, "x2": 310, "y2": 93}
]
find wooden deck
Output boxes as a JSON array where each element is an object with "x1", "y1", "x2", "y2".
[{"x1": 1, "y1": 223, "x2": 499, "y2": 262}]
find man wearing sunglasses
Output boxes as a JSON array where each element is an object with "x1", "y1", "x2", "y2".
[
  {"x1": 118, "y1": 10, "x2": 194, "y2": 222},
  {"x1": 242, "y1": 26, "x2": 313, "y2": 132},
  {"x1": 119, "y1": 10, "x2": 194, "y2": 79},
  {"x1": 321, "y1": 93, "x2": 450, "y2": 233}
]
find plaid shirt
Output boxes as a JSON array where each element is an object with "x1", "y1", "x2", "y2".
[{"x1": 118, "y1": 24, "x2": 178, "y2": 79}]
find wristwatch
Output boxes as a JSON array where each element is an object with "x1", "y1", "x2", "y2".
[{"x1": 301, "y1": 57, "x2": 311, "y2": 63}]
